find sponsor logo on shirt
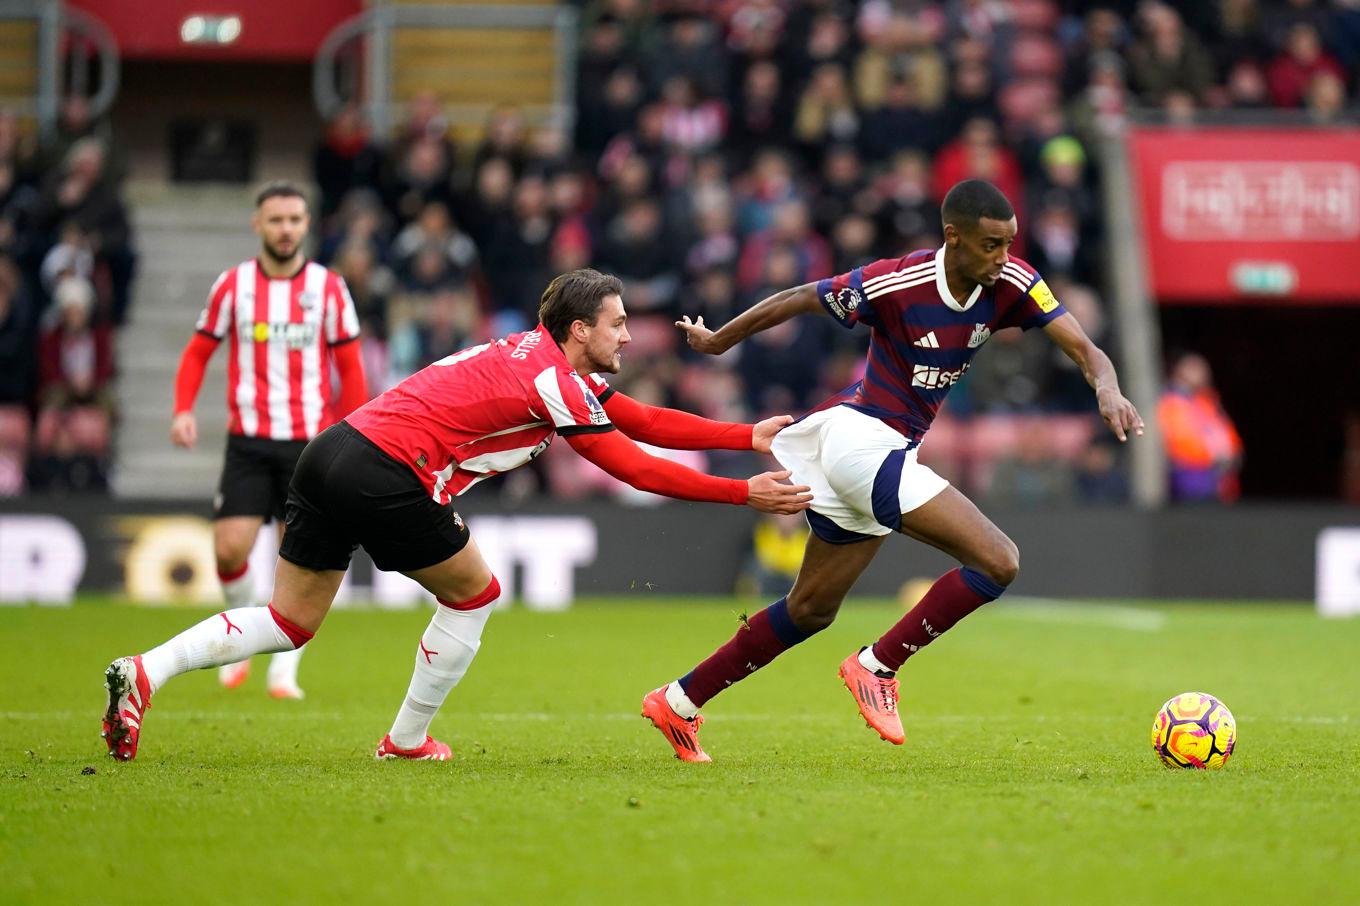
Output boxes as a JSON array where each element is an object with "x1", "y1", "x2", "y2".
[
  {"x1": 911, "y1": 361, "x2": 971, "y2": 389},
  {"x1": 1029, "y1": 278, "x2": 1059, "y2": 313},
  {"x1": 240, "y1": 321, "x2": 319, "y2": 350}
]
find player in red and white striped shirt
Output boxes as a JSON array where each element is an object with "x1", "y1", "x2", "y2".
[
  {"x1": 103, "y1": 269, "x2": 810, "y2": 762},
  {"x1": 168, "y1": 181, "x2": 368, "y2": 699}
]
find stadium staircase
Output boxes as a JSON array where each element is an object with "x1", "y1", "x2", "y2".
[{"x1": 112, "y1": 186, "x2": 257, "y2": 500}]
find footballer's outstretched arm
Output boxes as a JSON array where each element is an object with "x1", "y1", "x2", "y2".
[
  {"x1": 1043, "y1": 312, "x2": 1145, "y2": 442},
  {"x1": 675, "y1": 282, "x2": 823, "y2": 355},
  {"x1": 565, "y1": 429, "x2": 812, "y2": 514},
  {"x1": 601, "y1": 390, "x2": 794, "y2": 453}
]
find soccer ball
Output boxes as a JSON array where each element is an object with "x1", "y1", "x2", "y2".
[{"x1": 1151, "y1": 692, "x2": 1236, "y2": 769}]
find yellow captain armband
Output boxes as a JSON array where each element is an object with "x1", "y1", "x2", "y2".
[{"x1": 1028, "y1": 278, "x2": 1059, "y2": 313}]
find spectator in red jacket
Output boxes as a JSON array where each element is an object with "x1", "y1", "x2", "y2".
[
  {"x1": 1267, "y1": 22, "x2": 1346, "y2": 108},
  {"x1": 33, "y1": 274, "x2": 115, "y2": 490}
]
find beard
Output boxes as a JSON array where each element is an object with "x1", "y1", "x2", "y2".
[
  {"x1": 589, "y1": 348, "x2": 621, "y2": 374},
  {"x1": 261, "y1": 238, "x2": 299, "y2": 264}
]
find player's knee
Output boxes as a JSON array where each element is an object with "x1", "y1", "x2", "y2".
[
  {"x1": 214, "y1": 543, "x2": 248, "y2": 575},
  {"x1": 785, "y1": 592, "x2": 840, "y2": 633},
  {"x1": 981, "y1": 538, "x2": 1020, "y2": 587},
  {"x1": 437, "y1": 574, "x2": 500, "y2": 611}
]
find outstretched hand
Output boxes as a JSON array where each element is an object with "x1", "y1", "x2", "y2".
[
  {"x1": 1098, "y1": 388, "x2": 1144, "y2": 442},
  {"x1": 752, "y1": 414, "x2": 794, "y2": 453},
  {"x1": 675, "y1": 315, "x2": 723, "y2": 355},
  {"x1": 746, "y1": 469, "x2": 813, "y2": 515}
]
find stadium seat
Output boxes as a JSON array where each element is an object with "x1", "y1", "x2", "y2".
[{"x1": 964, "y1": 413, "x2": 1096, "y2": 492}]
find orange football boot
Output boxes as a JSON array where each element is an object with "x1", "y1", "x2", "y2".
[
  {"x1": 641, "y1": 686, "x2": 711, "y2": 763},
  {"x1": 839, "y1": 653, "x2": 904, "y2": 745},
  {"x1": 218, "y1": 660, "x2": 250, "y2": 689}
]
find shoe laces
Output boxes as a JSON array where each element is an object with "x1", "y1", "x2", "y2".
[{"x1": 874, "y1": 675, "x2": 899, "y2": 715}]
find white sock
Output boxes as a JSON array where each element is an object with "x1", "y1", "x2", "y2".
[
  {"x1": 141, "y1": 607, "x2": 300, "y2": 693},
  {"x1": 219, "y1": 566, "x2": 254, "y2": 609},
  {"x1": 858, "y1": 646, "x2": 894, "y2": 675},
  {"x1": 218, "y1": 569, "x2": 256, "y2": 676},
  {"x1": 266, "y1": 646, "x2": 304, "y2": 690},
  {"x1": 665, "y1": 681, "x2": 700, "y2": 719},
  {"x1": 387, "y1": 603, "x2": 494, "y2": 749}
]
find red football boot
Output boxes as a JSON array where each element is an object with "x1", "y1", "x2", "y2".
[
  {"x1": 375, "y1": 734, "x2": 452, "y2": 761},
  {"x1": 102, "y1": 656, "x2": 152, "y2": 761},
  {"x1": 839, "y1": 653, "x2": 905, "y2": 745},
  {"x1": 641, "y1": 686, "x2": 711, "y2": 763}
]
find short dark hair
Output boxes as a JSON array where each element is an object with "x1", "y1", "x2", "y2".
[
  {"x1": 255, "y1": 180, "x2": 308, "y2": 209},
  {"x1": 538, "y1": 268, "x2": 625, "y2": 342},
  {"x1": 941, "y1": 179, "x2": 1014, "y2": 229}
]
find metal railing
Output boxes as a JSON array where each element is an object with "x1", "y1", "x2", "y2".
[
  {"x1": 313, "y1": 3, "x2": 578, "y2": 139},
  {"x1": 0, "y1": 0, "x2": 119, "y2": 141}
]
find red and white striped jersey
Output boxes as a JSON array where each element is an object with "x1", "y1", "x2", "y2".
[
  {"x1": 195, "y1": 259, "x2": 361, "y2": 440},
  {"x1": 345, "y1": 325, "x2": 614, "y2": 504}
]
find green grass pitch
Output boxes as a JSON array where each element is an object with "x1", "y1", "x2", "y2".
[{"x1": 2, "y1": 597, "x2": 1357, "y2": 904}]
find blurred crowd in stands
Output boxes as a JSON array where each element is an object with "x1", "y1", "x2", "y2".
[
  {"x1": 312, "y1": 0, "x2": 1357, "y2": 507},
  {"x1": 4, "y1": 0, "x2": 1356, "y2": 502},
  {"x1": 0, "y1": 96, "x2": 135, "y2": 495}
]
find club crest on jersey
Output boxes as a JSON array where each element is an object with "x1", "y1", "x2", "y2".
[
  {"x1": 967, "y1": 323, "x2": 991, "y2": 348},
  {"x1": 297, "y1": 290, "x2": 320, "y2": 310}
]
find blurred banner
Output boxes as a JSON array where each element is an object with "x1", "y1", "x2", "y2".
[
  {"x1": 1130, "y1": 128, "x2": 1360, "y2": 304},
  {"x1": 2, "y1": 498, "x2": 1357, "y2": 605}
]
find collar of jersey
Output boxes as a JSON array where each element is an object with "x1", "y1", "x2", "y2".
[{"x1": 934, "y1": 245, "x2": 982, "y2": 313}]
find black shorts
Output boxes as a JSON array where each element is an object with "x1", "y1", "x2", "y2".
[
  {"x1": 278, "y1": 421, "x2": 471, "y2": 573},
  {"x1": 215, "y1": 434, "x2": 309, "y2": 522}
]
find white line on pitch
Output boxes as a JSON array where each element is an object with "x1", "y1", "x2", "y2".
[
  {"x1": 993, "y1": 598, "x2": 1168, "y2": 632},
  {"x1": 5, "y1": 711, "x2": 1349, "y2": 724}
]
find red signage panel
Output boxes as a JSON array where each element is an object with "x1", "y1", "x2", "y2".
[
  {"x1": 70, "y1": 0, "x2": 361, "y2": 62},
  {"x1": 1129, "y1": 128, "x2": 1360, "y2": 304}
]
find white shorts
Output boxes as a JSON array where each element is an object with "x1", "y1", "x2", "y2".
[{"x1": 769, "y1": 405, "x2": 949, "y2": 543}]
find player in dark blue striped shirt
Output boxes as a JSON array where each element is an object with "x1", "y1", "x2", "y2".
[{"x1": 642, "y1": 179, "x2": 1144, "y2": 761}]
